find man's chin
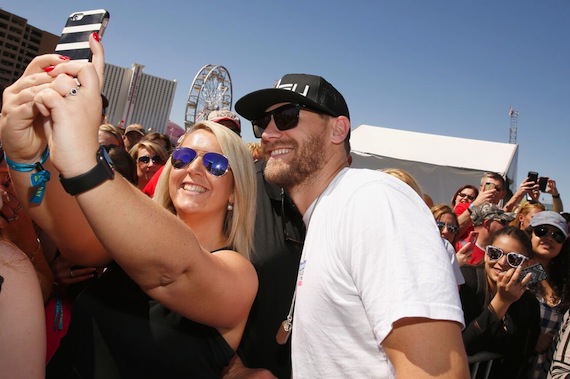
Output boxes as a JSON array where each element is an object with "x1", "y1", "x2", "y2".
[{"x1": 264, "y1": 160, "x2": 293, "y2": 187}]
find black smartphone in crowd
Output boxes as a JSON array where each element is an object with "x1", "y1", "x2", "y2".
[
  {"x1": 538, "y1": 177, "x2": 549, "y2": 192},
  {"x1": 527, "y1": 171, "x2": 539, "y2": 184},
  {"x1": 54, "y1": 9, "x2": 110, "y2": 61}
]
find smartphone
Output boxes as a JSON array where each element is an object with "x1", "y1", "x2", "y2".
[
  {"x1": 484, "y1": 182, "x2": 496, "y2": 191},
  {"x1": 518, "y1": 263, "x2": 548, "y2": 285},
  {"x1": 538, "y1": 177, "x2": 549, "y2": 192},
  {"x1": 468, "y1": 231, "x2": 479, "y2": 244},
  {"x1": 527, "y1": 171, "x2": 539, "y2": 184},
  {"x1": 54, "y1": 9, "x2": 110, "y2": 61}
]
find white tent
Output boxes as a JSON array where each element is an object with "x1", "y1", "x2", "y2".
[{"x1": 349, "y1": 124, "x2": 519, "y2": 205}]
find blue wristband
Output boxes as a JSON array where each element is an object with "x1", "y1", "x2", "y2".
[{"x1": 4, "y1": 147, "x2": 51, "y2": 204}]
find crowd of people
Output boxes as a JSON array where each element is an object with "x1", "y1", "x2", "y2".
[{"x1": 1, "y1": 32, "x2": 570, "y2": 379}]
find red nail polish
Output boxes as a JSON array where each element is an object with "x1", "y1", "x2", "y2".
[
  {"x1": 92, "y1": 32, "x2": 100, "y2": 42},
  {"x1": 44, "y1": 66, "x2": 55, "y2": 73},
  {"x1": 59, "y1": 55, "x2": 70, "y2": 60}
]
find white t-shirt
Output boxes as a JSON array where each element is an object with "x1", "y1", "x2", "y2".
[
  {"x1": 291, "y1": 168, "x2": 465, "y2": 378},
  {"x1": 442, "y1": 238, "x2": 466, "y2": 286}
]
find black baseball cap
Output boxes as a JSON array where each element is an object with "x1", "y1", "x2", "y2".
[{"x1": 235, "y1": 73, "x2": 350, "y2": 120}]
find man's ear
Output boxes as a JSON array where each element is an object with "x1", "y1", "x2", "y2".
[{"x1": 330, "y1": 116, "x2": 350, "y2": 146}]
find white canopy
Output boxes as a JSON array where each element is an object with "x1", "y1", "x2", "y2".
[{"x1": 349, "y1": 124, "x2": 519, "y2": 205}]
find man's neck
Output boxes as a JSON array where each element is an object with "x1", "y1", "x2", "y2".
[{"x1": 288, "y1": 159, "x2": 349, "y2": 215}]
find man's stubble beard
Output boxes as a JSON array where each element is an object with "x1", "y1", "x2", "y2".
[{"x1": 263, "y1": 133, "x2": 327, "y2": 189}]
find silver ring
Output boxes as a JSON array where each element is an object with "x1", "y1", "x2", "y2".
[
  {"x1": 67, "y1": 86, "x2": 80, "y2": 96},
  {"x1": 70, "y1": 269, "x2": 75, "y2": 278}
]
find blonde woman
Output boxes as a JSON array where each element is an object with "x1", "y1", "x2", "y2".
[
  {"x1": 1, "y1": 36, "x2": 258, "y2": 377},
  {"x1": 129, "y1": 140, "x2": 169, "y2": 190}
]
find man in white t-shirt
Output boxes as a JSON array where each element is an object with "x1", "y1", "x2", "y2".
[{"x1": 235, "y1": 74, "x2": 469, "y2": 378}]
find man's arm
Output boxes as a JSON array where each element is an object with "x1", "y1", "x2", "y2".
[{"x1": 383, "y1": 318, "x2": 470, "y2": 378}]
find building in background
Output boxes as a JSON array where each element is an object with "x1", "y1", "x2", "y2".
[
  {"x1": 0, "y1": 9, "x2": 59, "y2": 89},
  {"x1": 103, "y1": 63, "x2": 177, "y2": 134},
  {"x1": 0, "y1": 9, "x2": 177, "y2": 135}
]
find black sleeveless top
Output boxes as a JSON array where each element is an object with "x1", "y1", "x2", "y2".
[{"x1": 47, "y1": 261, "x2": 234, "y2": 379}]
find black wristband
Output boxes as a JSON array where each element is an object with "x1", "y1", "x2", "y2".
[
  {"x1": 59, "y1": 146, "x2": 114, "y2": 196},
  {"x1": 553, "y1": 194, "x2": 561, "y2": 199}
]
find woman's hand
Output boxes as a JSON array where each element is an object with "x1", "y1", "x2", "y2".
[
  {"x1": 0, "y1": 55, "x2": 71, "y2": 164},
  {"x1": 545, "y1": 178, "x2": 559, "y2": 197},
  {"x1": 515, "y1": 177, "x2": 537, "y2": 198},
  {"x1": 455, "y1": 242, "x2": 474, "y2": 266},
  {"x1": 51, "y1": 255, "x2": 96, "y2": 287},
  {"x1": 495, "y1": 266, "x2": 531, "y2": 305},
  {"x1": 33, "y1": 33, "x2": 106, "y2": 177}
]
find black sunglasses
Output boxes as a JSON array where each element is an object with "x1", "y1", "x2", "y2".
[
  {"x1": 485, "y1": 245, "x2": 528, "y2": 268},
  {"x1": 138, "y1": 155, "x2": 164, "y2": 165},
  {"x1": 458, "y1": 192, "x2": 475, "y2": 201},
  {"x1": 533, "y1": 225, "x2": 566, "y2": 244},
  {"x1": 436, "y1": 221, "x2": 459, "y2": 234},
  {"x1": 251, "y1": 103, "x2": 324, "y2": 138},
  {"x1": 170, "y1": 147, "x2": 230, "y2": 177}
]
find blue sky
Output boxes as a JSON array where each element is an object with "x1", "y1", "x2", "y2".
[{"x1": 3, "y1": 1, "x2": 569, "y2": 205}]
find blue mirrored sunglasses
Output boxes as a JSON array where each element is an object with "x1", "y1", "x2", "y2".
[{"x1": 170, "y1": 147, "x2": 230, "y2": 177}]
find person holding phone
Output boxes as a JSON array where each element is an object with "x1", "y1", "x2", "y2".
[
  {"x1": 454, "y1": 173, "x2": 507, "y2": 251},
  {"x1": 525, "y1": 211, "x2": 570, "y2": 378},
  {"x1": 460, "y1": 226, "x2": 540, "y2": 378},
  {"x1": 0, "y1": 34, "x2": 258, "y2": 377},
  {"x1": 505, "y1": 174, "x2": 564, "y2": 215}
]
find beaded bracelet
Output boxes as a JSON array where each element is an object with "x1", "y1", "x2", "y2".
[{"x1": 4, "y1": 147, "x2": 51, "y2": 204}]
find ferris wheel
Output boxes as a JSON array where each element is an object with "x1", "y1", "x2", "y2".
[{"x1": 184, "y1": 64, "x2": 233, "y2": 129}]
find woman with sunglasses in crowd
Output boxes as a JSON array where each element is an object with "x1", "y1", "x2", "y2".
[
  {"x1": 1, "y1": 35, "x2": 258, "y2": 377},
  {"x1": 524, "y1": 211, "x2": 570, "y2": 379},
  {"x1": 459, "y1": 226, "x2": 540, "y2": 378},
  {"x1": 129, "y1": 140, "x2": 169, "y2": 191},
  {"x1": 431, "y1": 203, "x2": 474, "y2": 269},
  {"x1": 450, "y1": 184, "x2": 479, "y2": 250}
]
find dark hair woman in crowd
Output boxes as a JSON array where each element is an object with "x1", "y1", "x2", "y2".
[
  {"x1": 525, "y1": 211, "x2": 570, "y2": 378},
  {"x1": 460, "y1": 226, "x2": 540, "y2": 378}
]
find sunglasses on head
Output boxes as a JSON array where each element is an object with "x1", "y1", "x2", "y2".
[
  {"x1": 251, "y1": 103, "x2": 324, "y2": 138},
  {"x1": 458, "y1": 192, "x2": 475, "y2": 201},
  {"x1": 436, "y1": 221, "x2": 459, "y2": 234},
  {"x1": 170, "y1": 147, "x2": 230, "y2": 177},
  {"x1": 485, "y1": 245, "x2": 529, "y2": 268},
  {"x1": 533, "y1": 225, "x2": 566, "y2": 244},
  {"x1": 138, "y1": 155, "x2": 164, "y2": 165}
]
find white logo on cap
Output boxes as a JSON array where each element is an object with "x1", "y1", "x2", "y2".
[{"x1": 275, "y1": 79, "x2": 309, "y2": 97}]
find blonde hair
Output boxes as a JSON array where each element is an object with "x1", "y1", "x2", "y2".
[
  {"x1": 382, "y1": 168, "x2": 424, "y2": 197},
  {"x1": 129, "y1": 140, "x2": 169, "y2": 163},
  {"x1": 153, "y1": 121, "x2": 257, "y2": 258},
  {"x1": 99, "y1": 123, "x2": 125, "y2": 149},
  {"x1": 247, "y1": 141, "x2": 262, "y2": 161},
  {"x1": 510, "y1": 201, "x2": 546, "y2": 228},
  {"x1": 431, "y1": 204, "x2": 459, "y2": 244}
]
